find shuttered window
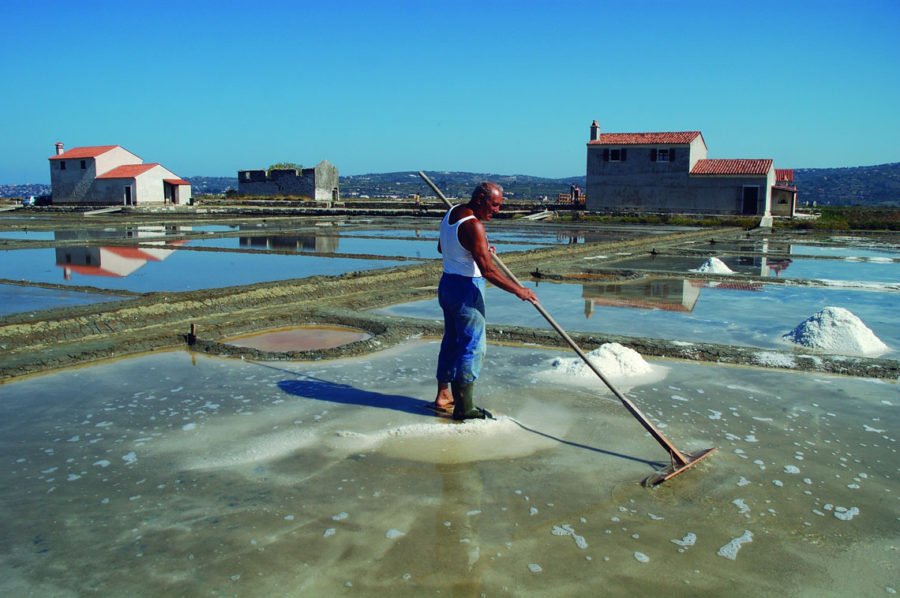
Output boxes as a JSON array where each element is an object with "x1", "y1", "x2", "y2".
[
  {"x1": 651, "y1": 148, "x2": 676, "y2": 162},
  {"x1": 603, "y1": 148, "x2": 627, "y2": 162}
]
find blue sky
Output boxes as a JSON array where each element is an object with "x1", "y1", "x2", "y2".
[{"x1": 2, "y1": 0, "x2": 898, "y2": 183}]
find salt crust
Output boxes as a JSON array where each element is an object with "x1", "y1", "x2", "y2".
[
  {"x1": 546, "y1": 343, "x2": 652, "y2": 379},
  {"x1": 754, "y1": 352, "x2": 797, "y2": 368},
  {"x1": 782, "y1": 307, "x2": 889, "y2": 356},
  {"x1": 690, "y1": 257, "x2": 734, "y2": 274}
]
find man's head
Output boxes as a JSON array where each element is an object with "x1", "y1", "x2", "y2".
[{"x1": 469, "y1": 182, "x2": 504, "y2": 221}]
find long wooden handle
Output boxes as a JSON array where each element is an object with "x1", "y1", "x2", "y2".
[{"x1": 418, "y1": 171, "x2": 688, "y2": 465}]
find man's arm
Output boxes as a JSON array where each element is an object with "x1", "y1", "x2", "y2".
[{"x1": 460, "y1": 219, "x2": 536, "y2": 303}]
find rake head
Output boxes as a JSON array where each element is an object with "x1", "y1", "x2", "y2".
[{"x1": 642, "y1": 447, "x2": 718, "y2": 487}]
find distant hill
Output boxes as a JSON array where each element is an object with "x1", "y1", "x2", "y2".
[
  {"x1": 2, "y1": 164, "x2": 898, "y2": 206},
  {"x1": 340, "y1": 171, "x2": 583, "y2": 201},
  {"x1": 794, "y1": 163, "x2": 900, "y2": 206},
  {"x1": 185, "y1": 176, "x2": 237, "y2": 196}
]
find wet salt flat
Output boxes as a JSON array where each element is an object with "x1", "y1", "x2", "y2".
[
  {"x1": 0, "y1": 248, "x2": 409, "y2": 293},
  {"x1": 0, "y1": 341, "x2": 895, "y2": 596},
  {"x1": 190, "y1": 234, "x2": 556, "y2": 257},
  {"x1": 608, "y1": 254, "x2": 899, "y2": 284},
  {"x1": 0, "y1": 283, "x2": 129, "y2": 316},
  {"x1": 338, "y1": 224, "x2": 692, "y2": 245},
  {"x1": 188, "y1": 234, "x2": 553, "y2": 259},
  {"x1": 378, "y1": 281, "x2": 900, "y2": 357}
]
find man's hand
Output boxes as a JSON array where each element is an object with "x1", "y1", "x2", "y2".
[{"x1": 515, "y1": 286, "x2": 538, "y2": 303}]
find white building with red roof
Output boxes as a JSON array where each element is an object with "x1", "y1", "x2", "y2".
[
  {"x1": 48, "y1": 143, "x2": 191, "y2": 205},
  {"x1": 585, "y1": 121, "x2": 788, "y2": 220}
]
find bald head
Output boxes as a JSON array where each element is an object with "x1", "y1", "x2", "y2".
[
  {"x1": 468, "y1": 181, "x2": 504, "y2": 221},
  {"x1": 471, "y1": 182, "x2": 503, "y2": 205}
]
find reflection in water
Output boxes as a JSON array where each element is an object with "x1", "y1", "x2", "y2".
[
  {"x1": 239, "y1": 234, "x2": 339, "y2": 253},
  {"x1": 766, "y1": 257, "x2": 792, "y2": 276},
  {"x1": 582, "y1": 278, "x2": 763, "y2": 318},
  {"x1": 55, "y1": 242, "x2": 183, "y2": 279},
  {"x1": 54, "y1": 225, "x2": 193, "y2": 242}
]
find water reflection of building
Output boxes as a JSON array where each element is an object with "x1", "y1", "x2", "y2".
[
  {"x1": 582, "y1": 277, "x2": 763, "y2": 318},
  {"x1": 54, "y1": 225, "x2": 190, "y2": 242},
  {"x1": 583, "y1": 279, "x2": 703, "y2": 318},
  {"x1": 726, "y1": 239, "x2": 793, "y2": 276},
  {"x1": 238, "y1": 234, "x2": 339, "y2": 253},
  {"x1": 56, "y1": 243, "x2": 181, "y2": 279},
  {"x1": 555, "y1": 230, "x2": 616, "y2": 245}
]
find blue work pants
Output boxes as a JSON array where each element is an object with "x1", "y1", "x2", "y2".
[{"x1": 436, "y1": 274, "x2": 486, "y2": 385}]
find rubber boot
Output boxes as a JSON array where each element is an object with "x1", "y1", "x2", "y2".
[{"x1": 452, "y1": 381, "x2": 491, "y2": 421}]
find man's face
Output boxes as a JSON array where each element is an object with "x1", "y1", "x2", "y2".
[{"x1": 474, "y1": 191, "x2": 503, "y2": 221}]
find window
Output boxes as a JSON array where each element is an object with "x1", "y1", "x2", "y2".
[
  {"x1": 602, "y1": 148, "x2": 628, "y2": 162},
  {"x1": 80, "y1": 160, "x2": 87, "y2": 169},
  {"x1": 651, "y1": 148, "x2": 675, "y2": 162},
  {"x1": 59, "y1": 161, "x2": 66, "y2": 170}
]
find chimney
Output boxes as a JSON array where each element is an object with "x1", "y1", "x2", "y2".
[
  {"x1": 55, "y1": 142, "x2": 65, "y2": 156},
  {"x1": 589, "y1": 120, "x2": 600, "y2": 142}
]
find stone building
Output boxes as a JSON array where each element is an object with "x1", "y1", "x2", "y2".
[
  {"x1": 585, "y1": 121, "x2": 786, "y2": 222},
  {"x1": 237, "y1": 160, "x2": 339, "y2": 202},
  {"x1": 49, "y1": 143, "x2": 191, "y2": 205},
  {"x1": 771, "y1": 169, "x2": 798, "y2": 217}
]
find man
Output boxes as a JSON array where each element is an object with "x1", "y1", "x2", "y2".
[{"x1": 434, "y1": 182, "x2": 537, "y2": 420}]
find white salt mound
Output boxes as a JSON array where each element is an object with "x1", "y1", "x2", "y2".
[
  {"x1": 549, "y1": 343, "x2": 652, "y2": 379},
  {"x1": 690, "y1": 257, "x2": 734, "y2": 274},
  {"x1": 782, "y1": 307, "x2": 889, "y2": 356}
]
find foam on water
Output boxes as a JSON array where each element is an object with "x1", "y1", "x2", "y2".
[{"x1": 718, "y1": 530, "x2": 753, "y2": 560}]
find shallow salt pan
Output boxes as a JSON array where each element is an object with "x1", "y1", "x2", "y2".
[{"x1": 1, "y1": 341, "x2": 898, "y2": 596}]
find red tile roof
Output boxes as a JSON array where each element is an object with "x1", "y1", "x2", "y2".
[
  {"x1": 775, "y1": 168, "x2": 794, "y2": 181},
  {"x1": 164, "y1": 178, "x2": 191, "y2": 186},
  {"x1": 49, "y1": 145, "x2": 119, "y2": 160},
  {"x1": 589, "y1": 132, "x2": 703, "y2": 145},
  {"x1": 96, "y1": 163, "x2": 159, "y2": 179},
  {"x1": 691, "y1": 159, "x2": 773, "y2": 176}
]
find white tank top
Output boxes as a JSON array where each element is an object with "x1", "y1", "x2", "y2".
[{"x1": 440, "y1": 206, "x2": 482, "y2": 277}]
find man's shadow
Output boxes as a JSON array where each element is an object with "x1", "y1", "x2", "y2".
[{"x1": 278, "y1": 376, "x2": 429, "y2": 416}]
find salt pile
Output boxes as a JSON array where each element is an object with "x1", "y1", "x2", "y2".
[
  {"x1": 690, "y1": 257, "x2": 734, "y2": 274},
  {"x1": 782, "y1": 307, "x2": 889, "y2": 356},
  {"x1": 548, "y1": 343, "x2": 652, "y2": 379}
]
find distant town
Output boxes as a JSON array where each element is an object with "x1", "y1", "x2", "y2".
[{"x1": 2, "y1": 163, "x2": 898, "y2": 206}]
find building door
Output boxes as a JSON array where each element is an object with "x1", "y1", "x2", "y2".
[
  {"x1": 742, "y1": 186, "x2": 759, "y2": 215},
  {"x1": 124, "y1": 186, "x2": 133, "y2": 206}
]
